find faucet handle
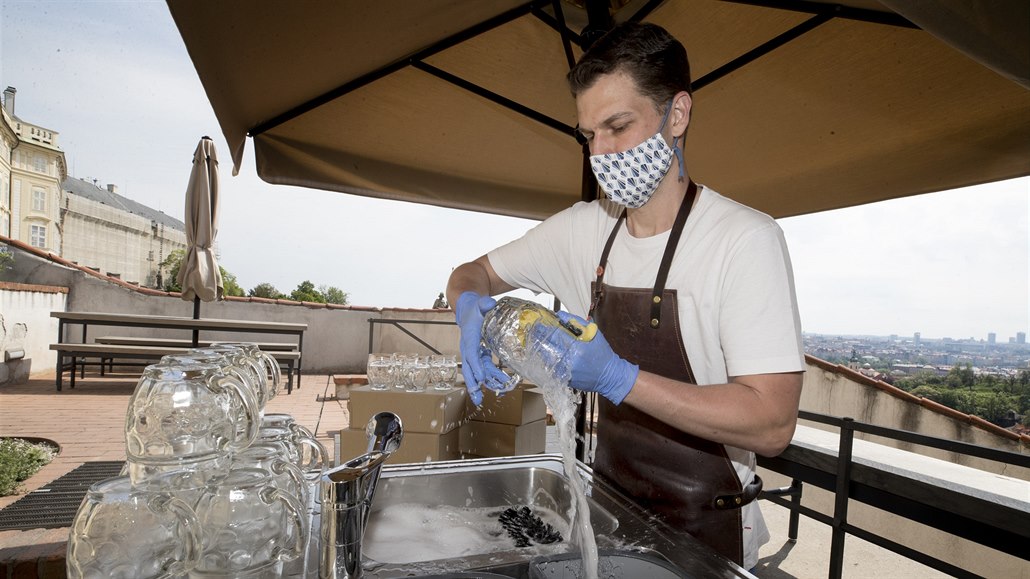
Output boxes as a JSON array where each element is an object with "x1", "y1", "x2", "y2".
[{"x1": 365, "y1": 412, "x2": 403, "y2": 455}]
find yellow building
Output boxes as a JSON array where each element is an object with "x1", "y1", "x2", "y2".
[{"x1": 2, "y1": 87, "x2": 67, "y2": 252}]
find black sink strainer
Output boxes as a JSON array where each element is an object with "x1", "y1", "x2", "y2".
[{"x1": 498, "y1": 506, "x2": 563, "y2": 547}]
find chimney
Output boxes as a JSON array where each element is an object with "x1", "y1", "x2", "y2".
[
  {"x1": 3, "y1": 87, "x2": 14, "y2": 115},
  {"x1": 106, "y1": 184, "x2": 118, "y2": 194}
]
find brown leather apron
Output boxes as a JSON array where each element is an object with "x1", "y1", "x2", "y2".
[{"x1": 588, "y1": 181, "x2": 759, "y2": 565}]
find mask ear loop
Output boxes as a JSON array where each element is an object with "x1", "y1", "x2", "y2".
[
  {"x1": 658, "y1": 100, "x2": 686, "y2": 182},
  {"x1": 672, "y1": 136, "x2": 685, "y2": 182}
]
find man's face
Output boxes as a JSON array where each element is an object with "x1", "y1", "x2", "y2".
[{"x1": 575, "y1": 70, "x2": 665, "y2": 156}]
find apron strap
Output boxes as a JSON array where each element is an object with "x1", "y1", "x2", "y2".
[
  {"x1": 650, "y1": 180, "x2": 698, "y2": 328},
  {"x1": 590, "y1": 211, "x2": 626, "y2": 319},
  {"x1": 589, "y1": 181, "x2": 699, "y2": 328}
]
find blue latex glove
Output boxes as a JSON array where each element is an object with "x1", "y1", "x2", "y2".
[
  {"x1": 528, "y1": 311, "x2": 639, "y2": 405},
  {"x1": 454, "y1": 291, "x2": 512, "y2": 405}
]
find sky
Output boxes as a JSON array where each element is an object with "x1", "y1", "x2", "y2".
[{"x1": 1, "y1": 1, "x2": 1027, "y2": 341}]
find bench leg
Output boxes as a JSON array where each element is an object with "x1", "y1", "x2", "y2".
[
  {"x1": 56, "y1": 353, "x2": 64, "y2": 392},
  {"x1": 70, "y1": 357, "x2": 77, "y2": 389}
]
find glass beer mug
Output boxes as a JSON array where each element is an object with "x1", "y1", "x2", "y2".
[
  {"x1": 209, "y1": 342, "x2": 282, "y2": 403},
  {"x1": 125, "y1": 356, "x2": 260, "y2": 485},
  {"x1": 191, "y1": 468, "x2": 307, "y2": 578},
  {"x1": 67, "y1": 475, "x2": 201, "y2": 579}
]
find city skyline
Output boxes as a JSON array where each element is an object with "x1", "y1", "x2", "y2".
[{"x1": 1, "y1": 1, "x2": 1027, "y2": 340}]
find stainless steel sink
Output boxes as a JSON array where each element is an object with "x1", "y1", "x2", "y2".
[{"x1": 352, "y1": 455, "x2": 755, "y2": 579}]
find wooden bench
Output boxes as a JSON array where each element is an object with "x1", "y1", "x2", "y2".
[
  {"x1": 94, "y1": 336, "x2": 297, "y2": 350},
  {"x1": 50, "y1": 343, "x2": 301, "y2": 392}
]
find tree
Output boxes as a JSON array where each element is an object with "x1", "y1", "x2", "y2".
[
  {"x1": 319, "y1": 285, "x2": 349, "y2": 305},
  {"x1": 159, "y1": 248, "x2": 243, "y2": 297},
  {"x1": 290, "y1": 280, "x2": 325, "y2": 303},
  {"x1": 0, "y1": 247, "x2": 13, "y2": 278},
  {"x1": 249, "y1": 282, "x2": 286, "y2": 300},
  {"x1": 220, "y1": 269, "x2": 245, "y2": 297}
]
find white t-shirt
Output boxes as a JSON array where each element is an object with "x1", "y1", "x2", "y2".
[{"x1": 488, "y1": 185, "x2": 805, "y2": 568}]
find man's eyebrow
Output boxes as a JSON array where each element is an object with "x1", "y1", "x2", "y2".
[{"x1": 580, "y1": 111, "x2": 634, "y2": 134}]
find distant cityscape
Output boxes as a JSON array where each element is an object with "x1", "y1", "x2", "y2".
[{"x1": 805, "y1": 331, "x2": 1029, "y2": 382}]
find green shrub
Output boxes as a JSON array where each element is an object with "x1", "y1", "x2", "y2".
[{"x1": 0, "y1": 438, "x2": 57, "y2": 496}]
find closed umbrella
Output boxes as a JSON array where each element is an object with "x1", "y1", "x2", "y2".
[{"x1": 177, "y1": 136, "x2": 223, "y2": 343}]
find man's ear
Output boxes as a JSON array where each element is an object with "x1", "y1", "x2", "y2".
[{"x1": 672, "y1": 91, "x2": 692, "y2": 138}]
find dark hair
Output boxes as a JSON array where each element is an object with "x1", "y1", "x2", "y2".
[{"x1": 567, "y1": 22, "x2": 691, "y2": 111}]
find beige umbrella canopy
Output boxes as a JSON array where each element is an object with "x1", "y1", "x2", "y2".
[
  {"x1": 177, "y1": 137, "x2": 223, "y2": 313},
  {"x1": 167, "y1": 0, "x2": 1030, "y2": 221}
]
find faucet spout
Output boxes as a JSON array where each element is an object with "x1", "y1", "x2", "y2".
[{"x1": 319, "y1": 412, "x2": 403, "y2": 578}]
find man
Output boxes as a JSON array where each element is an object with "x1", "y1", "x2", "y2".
[{"x1": 446, "y1": 22, "x2": 804, "y2": 569}]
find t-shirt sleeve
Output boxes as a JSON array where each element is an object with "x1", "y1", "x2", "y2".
[
  {"x1": 487, "y1": 202, "x2": 601, "y2": 312},
  {"x1": 719, "y1": 221, "x2": 806, "y2": 377}
]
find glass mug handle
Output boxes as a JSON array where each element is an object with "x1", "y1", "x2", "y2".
[
  {"x1": 211, "y1": 373, "x2": 260, "y2": 449},
  {"x1": 271, "y1": 457, "x2": 308, "y2": 501},
  {"x1": 150, "y1": 494, "x2": 202, "y2": 578},
  {"x1": 292, "y1": 432, "x2": 328, "y2": 482},
  {"x1": 260, "y1": 486, "x2": 309, "y2": 563},
  {"x1": 258, "y1": 351, "x2": 282, "y2": 399}
]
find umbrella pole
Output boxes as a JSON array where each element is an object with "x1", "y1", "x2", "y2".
[{"x1": 192, "y1": 296, "x2": 201, "y2": 347}]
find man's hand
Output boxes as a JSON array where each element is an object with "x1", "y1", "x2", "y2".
[
  {"x1": 528, "y1": 311, "x2": 639, "y2": 404},
  {"x1": 454, "y1": 291, "x2": 512, "y2": 405}
]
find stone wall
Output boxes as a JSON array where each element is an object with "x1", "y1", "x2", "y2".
[{"x1": 0, "y1": 282, "x2": 66, "y2": 385}]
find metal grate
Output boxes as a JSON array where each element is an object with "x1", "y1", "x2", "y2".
[{"x1": 0, "y1": 461, "x2": 125, "y2": 531}]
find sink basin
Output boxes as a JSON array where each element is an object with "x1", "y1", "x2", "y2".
[
  {"x1": 350, "y1": 455, "x2": 755, "y2": 579},
  {"x1": 363, "y1": 457, "x2": 617, "y2": 567}
]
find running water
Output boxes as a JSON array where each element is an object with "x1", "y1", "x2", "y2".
[{"x1": 482, "y1": 297, "x2": 600, "y2": 579}]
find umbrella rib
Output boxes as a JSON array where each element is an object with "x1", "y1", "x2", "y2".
[
  {"x1": 691, "y1": 12, "x2": 833, "y2": 92},
  {"x1": 722, "y1": 0, "x2": 918, "y2": 29},
  {"x1": 249, "y1": 0, "x2": 552, "y2": 138},
  {"x1": 411, "y1": 61, "x2": 577, "y2": 138}
]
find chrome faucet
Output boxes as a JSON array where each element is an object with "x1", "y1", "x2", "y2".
[{"x1": 319, "y1": 412, "x2": 403, "y2": 579}]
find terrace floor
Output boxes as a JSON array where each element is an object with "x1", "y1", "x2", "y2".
[{"x1": 0, "y1": 372, "x2": 947, "y2": 578}]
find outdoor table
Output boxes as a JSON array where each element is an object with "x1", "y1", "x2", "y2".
[{"x1": 50, "y1": 311, "x2": 307, "y2": 393}]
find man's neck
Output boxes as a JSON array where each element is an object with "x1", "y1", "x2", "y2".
[{"x1": 625, "y1": 173, "x2": 694, "y2": 238}]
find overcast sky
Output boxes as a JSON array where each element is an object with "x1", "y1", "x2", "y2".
[{"x1": 2, "y1": 1, "x2": 1027, "y2": 341}]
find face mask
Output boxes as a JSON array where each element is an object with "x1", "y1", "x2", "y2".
[{"x1": 589, "y1": 100, "x2": 684, "y2": 209}]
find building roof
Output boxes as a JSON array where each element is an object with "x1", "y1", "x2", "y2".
[{"x1": 62, "y1": 176, "x2": 185, "y2": 232}]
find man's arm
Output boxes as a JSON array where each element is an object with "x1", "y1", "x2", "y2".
[
  {"x1": 623, "y1": 371, "x2": 803, "y2": 457},
  {"x1": 446, "y1": 255, "x2": 516, "y2": 305}
]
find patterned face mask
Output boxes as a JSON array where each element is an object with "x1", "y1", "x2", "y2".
[{"x1": 589, "y1": 101, "x2": 682, "y2": 209}]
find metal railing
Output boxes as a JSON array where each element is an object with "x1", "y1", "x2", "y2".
[
  {"x1": 758, "y1": 410, "x2": 1029, "y2": 578},
  {"x1": 366, "y1": 318, "x2": 456, "y2": 357}
]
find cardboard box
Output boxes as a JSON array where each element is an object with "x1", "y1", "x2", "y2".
[
  {"x1": 466, "y1": 383, "x2": 547, "y2": 426},
  {"x1": 336, "y1": 427, "x2": 461, "y2": 465},
  {"x1": 349, "y1": 385, "x2": 468, "y2": 434},
  {"x1": 459, "y1": 418, "x2": 547, "y2": 457}
]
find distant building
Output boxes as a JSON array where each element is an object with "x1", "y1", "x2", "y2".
[
  {"x1": 914, "y1": 332, "x2": 921, "y2": 345},
  {"x1": 988, "y1": 332, "x2": 996, "y2": 344},
  {"x1": 1, "y1": 87, "x2": 68, "y2": 251},
  {"x1": 61, "y1": 177, "x2": 186, "y2": 287},
  {"x1": 1018, "y1": 332, "x2": 1027, "y2": 345}
]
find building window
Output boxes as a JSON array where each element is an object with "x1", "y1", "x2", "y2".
[
  {"x1": 34, "y1": 155, "x2": 47, "y2": 174},
  {"x1": 30, "y1": 223, "x2": 46, "y2": 248},
  {"x1": 32, "y1": 187, "x2": 46, "y2": 211},
  {"x1": 1, "y1": 212, "x2": 8, "y2": 237}
]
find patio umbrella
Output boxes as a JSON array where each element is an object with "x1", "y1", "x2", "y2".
[
  {"x1": 177, "y1": 137, "x2": 223, "y2": 340},
  {"x1": 166, "y1": 0, "x2": 1030, "y2": 221}
]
